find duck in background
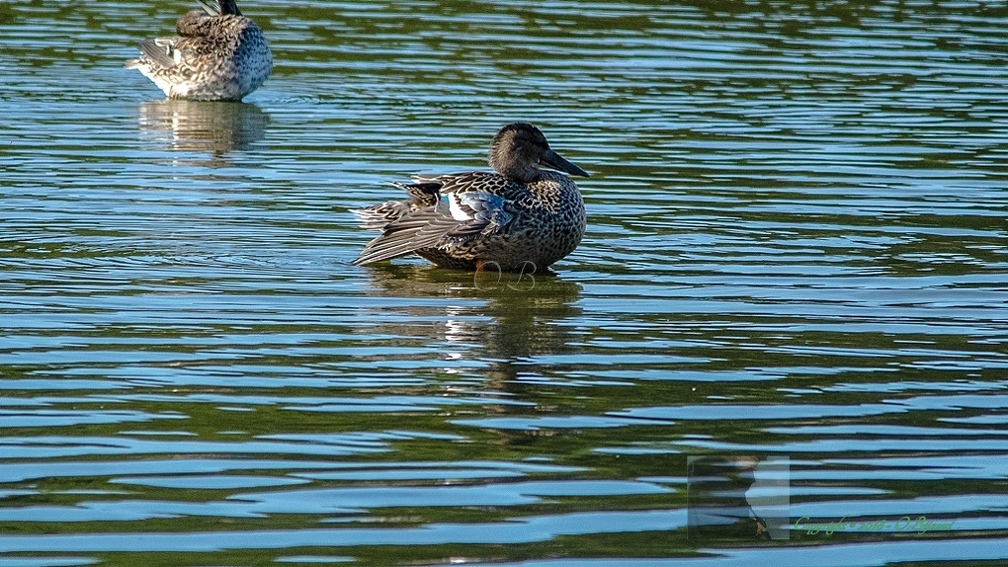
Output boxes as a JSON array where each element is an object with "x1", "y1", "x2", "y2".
[{"x1": 127, "y1": 0, "x2": 272, "y2": 101}]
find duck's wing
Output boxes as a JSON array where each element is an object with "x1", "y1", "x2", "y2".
[
  {"x1": 132, "y1": 35, "x2": 215, "y2": 73},
  {"x1": 351, "y1": 179, "x2": 442, "y2": 230},
  {"x1": 396, "y1": 180, "x2": 442, "y2": 208},
  {"x1": 351, "y1": 200, "x2": 412, "y2": 230},
  {"x1": 414, "y1": 171, "x2": 512, "y2": 196},
  {"x1": 353, "y1": 173, "x2": 516, "y2": 266},
  {"x1": 134, "y1": 38, "x2": 179, "y2": 69}
]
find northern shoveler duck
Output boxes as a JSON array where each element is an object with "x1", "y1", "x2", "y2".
[
  {"x1": 353, "y1": 123, "x2": 589, "y2": 272},
  {"x1": 126, "y1": 0, "x2": 272, "y2": 101}
]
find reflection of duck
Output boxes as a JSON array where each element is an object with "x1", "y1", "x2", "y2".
[
  {"x1": 359, "y1": 266, "x2": 583, "y2": 442},
  {"x1": 126, "y1": 0, "x2": 272, "y2": 101},
  {"x1": 359, "y1": 265, "x2": 582, "y2": 365},
  {"x1": 353, "y1": 123, "x2": 589, "y2": 272},
  {"x1": 137, "y1": 99, "x2": 268, "y2": 155}
]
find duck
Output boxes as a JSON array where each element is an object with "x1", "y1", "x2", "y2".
[
  {"x1": 353, "y1": 123, "x2": 589, "y2": 272},
  {"x1": 126, "y1": 0, "x2": 272, "y2": 101}
]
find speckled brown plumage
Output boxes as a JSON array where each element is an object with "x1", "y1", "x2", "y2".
[
  {"x1": 126, "y1": 0, "x2": 272, "y2": 101},
  {"x1": 353, "y1": 123, "x2": 589, "y2": 272}
]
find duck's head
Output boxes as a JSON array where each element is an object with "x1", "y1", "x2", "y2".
[{"x1": 488, "y1": 123, "x2": 589, "y2": 183}]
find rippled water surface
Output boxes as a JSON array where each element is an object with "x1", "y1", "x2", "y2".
[{"x1": 2, "y1": 1, "x2": 1008, "y2": 565}]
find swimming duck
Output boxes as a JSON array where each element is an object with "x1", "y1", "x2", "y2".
[
  {"x1": 126, "y1": 0, "x2": 272, "y2": 101},
  {"x1": 353, "y1": 123, "x2": 589, "y2": 272}
]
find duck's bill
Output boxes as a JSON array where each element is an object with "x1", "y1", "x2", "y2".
[{"x1": 542, "y1": 149, "x2": 590, "y2": 177}]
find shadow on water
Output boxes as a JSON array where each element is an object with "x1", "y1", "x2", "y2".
[{"x1": 136, "y1": 99, "x2": 270, "y2": 158}]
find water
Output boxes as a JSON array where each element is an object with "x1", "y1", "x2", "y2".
[{"x1": 2, "y1": 0, "x2": 1008, "y2": 565}]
